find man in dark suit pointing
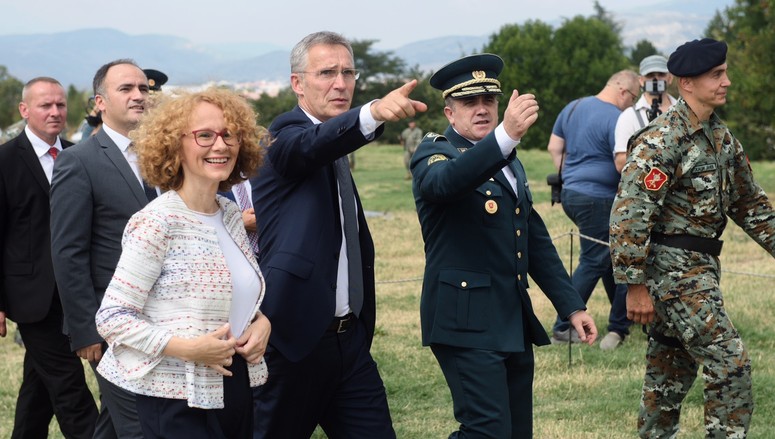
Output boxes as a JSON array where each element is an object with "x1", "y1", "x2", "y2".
[
  {"x1": 411, "y1": 54, "x2": 597, "y2": 438},
  {"x1": 1, "y1": 76, "x2": 98, "y2": 438},
  {"x1": 251, "y1": 31, "x2": 426, "y2": 438}
]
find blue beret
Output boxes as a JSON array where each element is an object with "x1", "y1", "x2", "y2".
[
  {"x1": 430, "y1": 54, "x2": 504, "y2": 99},
  {"x1": 667, "y1": 38, "x2": 727, "y2": 77}
]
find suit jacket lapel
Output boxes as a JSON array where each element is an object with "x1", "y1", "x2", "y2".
[
  {"x1": 96, "y1": 130, "x2": 147, "y2": 207},
  {"x1": 17, "y1": 134, "x2": 51, "y2": 194}
]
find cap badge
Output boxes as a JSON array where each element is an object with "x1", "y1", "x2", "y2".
[{"x1": 472, "y1": 70, "x2": 486, "y2": 80}]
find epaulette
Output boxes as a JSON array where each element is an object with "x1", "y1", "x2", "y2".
[{"x1": 422, "y1": 132, "x2": 447, "y2": 142}]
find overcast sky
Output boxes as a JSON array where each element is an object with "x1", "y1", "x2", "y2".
[{"x1": 0, "y1": 0, "x2": 735, "y2": 51}]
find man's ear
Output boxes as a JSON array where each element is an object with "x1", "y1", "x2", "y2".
[{"x1": 290, "y1": 74, "x2": 304, "y2": 96}]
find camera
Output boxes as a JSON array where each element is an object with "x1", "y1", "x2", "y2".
[
  {"x1": 644, "y1": 78, "x2": 666, "y2": 94},
  {"x1": 546, "y1": 173, "x2": 562, "y2": 205}
]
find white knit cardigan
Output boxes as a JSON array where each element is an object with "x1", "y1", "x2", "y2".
[{"x1": 96, "y1": 190, "x2": 267, "y2": 409}]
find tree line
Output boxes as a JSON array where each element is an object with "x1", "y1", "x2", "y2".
[{"x1": 2, "y1": 0, "x2": 772, "y2": 158}]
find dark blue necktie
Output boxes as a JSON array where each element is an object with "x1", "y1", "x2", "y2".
[{"x1": 334, "y1": 156, "x2": 363, "y2": 316}]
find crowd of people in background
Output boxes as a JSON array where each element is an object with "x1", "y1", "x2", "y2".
[{"x1": 1, "y1": 30, "x2": 772, "y2": 439}]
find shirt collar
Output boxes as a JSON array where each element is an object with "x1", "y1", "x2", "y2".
[
  {"x1": 101, "y1": 123, "x2": 132, "y2": 152},
  {"x1": 300, "y1": 107, "x2": 322, "y2": 125},
  {"x1": 24, "y1": 125, "x2": 62, "y2": 158}
]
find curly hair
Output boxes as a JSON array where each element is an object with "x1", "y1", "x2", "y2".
[{"x1": 131, "y1": 87, "x2": 270, "y2": 192}]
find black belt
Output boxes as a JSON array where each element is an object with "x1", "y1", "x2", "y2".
[
  {"x1": 328, "y1": 313, "x2": 356, "y2": 333},
  {"x1": 651, "y1": 232, "x2": 723, "y2": 257}
]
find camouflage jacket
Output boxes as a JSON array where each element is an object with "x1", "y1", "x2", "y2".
[{"x1": 610, "y1": 98, "x2": 775, "y2": 287}]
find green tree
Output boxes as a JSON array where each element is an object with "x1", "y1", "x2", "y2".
[
  {"x1": 486, "y1": 14, "x2": 628, "y2": 150},
  {"x1": 593, "y1": 0, "x2": 623, "y2": 36},
  {"x1": 706, "y1": 0, "x2": 775, "y2": 159},
  {"x1": 629, "y1": 39, "x2": 660, "y2": 66},
  {"x1": 251, "y1": 87, "x2": 298, "y2": 130},
  {"x1": 0, "y1": 66, "x2": 23, "y2": 130},
  {"x1": 66, "y1": 84, "x2": 89, "y2": 132}
]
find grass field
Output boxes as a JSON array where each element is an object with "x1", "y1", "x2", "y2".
[{"x1": 3, "y1": 144, "x2": 775, "y2": 438}]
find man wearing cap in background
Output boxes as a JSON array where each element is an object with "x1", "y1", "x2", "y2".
[
  {"x1": 613, "y1": 55, "x2": 677, "y2": 172},
  {"x1": 411, "y1": 53, "x2": 597, "y2": 438},
  {"x1": 143, "y1": 69, "x2": 167, "y2": 93},
  {"x1": 610, "y1": 38, "x2": 775, "y2": 438}
]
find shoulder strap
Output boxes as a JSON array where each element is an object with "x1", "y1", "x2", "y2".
[{"x1": 634, "y1": 105, "x2": 647, "y2": 129}]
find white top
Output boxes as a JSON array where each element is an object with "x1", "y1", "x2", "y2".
[
  {"x1": 614, "y1": 94, "x2": 677, "y2": 155},
  {"x1": 194, "y1": 209, "x2": 261, "y2": 339}
]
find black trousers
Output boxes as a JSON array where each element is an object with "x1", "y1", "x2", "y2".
[
  {"x1": 431, "y1": 343, "x2": 536, "y2": 439},
  {"x1": 135, "y1": 354, "x2": 252, "y2": 439},
  {"x1": 252, "y1": 318, "x2": 395, "y2": 439},
  {"x1": 12, "y1": 295, "x2": 98, "y2": 439}
]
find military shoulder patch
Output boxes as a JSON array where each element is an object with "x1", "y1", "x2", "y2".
[
  {"x1": 427, "y1": 154, "x2": 449, "y2": 165},
  {"x1": 422, "y1": 132, "x2": 447, "y2": 142},
  {"x1": 644, "y1": 168, "x2": 668, "y2": 191}
]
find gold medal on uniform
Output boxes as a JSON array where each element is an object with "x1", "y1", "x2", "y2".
[{"x1": 485, "y1": 200, "x2": 498, "y2": 214}]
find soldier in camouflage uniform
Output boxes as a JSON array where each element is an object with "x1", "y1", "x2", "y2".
[
  {"x1": 610, "y1": 38, "x2": 775, "y2": 438},
  {"x1": 399, "y1": 120, "x2": 423, "y2": 179}
]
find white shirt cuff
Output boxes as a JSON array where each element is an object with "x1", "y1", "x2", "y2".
[
  {"x1": 359, "y1": 100, "x2": 383, "y2": 139},
  {"x1": 495, "y1": 123, "x2": 521, "y2": 158}
]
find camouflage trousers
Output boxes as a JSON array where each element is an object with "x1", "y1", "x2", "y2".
[{"x1": 639, "y1": 288, "x2": 752, "y2": 438}]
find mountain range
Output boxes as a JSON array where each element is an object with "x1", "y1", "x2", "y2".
[
  {"x1": 0, "y1": 29, "x2": 489, "y2": 90},
  {"x1": 1, "y1": 0, "x2": 728, "y2": 92}
]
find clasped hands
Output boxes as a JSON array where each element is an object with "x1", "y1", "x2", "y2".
[{"x1": 166, "y1": 312, "x2": 271, "y2": 377}]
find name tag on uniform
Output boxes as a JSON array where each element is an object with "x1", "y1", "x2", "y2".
[{"x1": 693, "y1": 163, "x2": 717, "y2": 173}]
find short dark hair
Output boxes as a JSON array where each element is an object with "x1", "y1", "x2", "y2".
[{"x1": 93, "y1": 59, "x2": 141, "y2": 96}]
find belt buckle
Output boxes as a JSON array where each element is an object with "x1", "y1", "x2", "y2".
[{"x1": 336, "y1": 316, "x2": 351, "y2": 333}]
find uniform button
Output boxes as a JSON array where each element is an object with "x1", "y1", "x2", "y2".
[
  {"x1": 518, "y1": 274, "x2": 522, "y2": 281},
  {"x1": 516, "y1": 229, "x2": 522, "y2": 237},
  {"x1": 486, "y1": 190, "x2": 492, "y2": 196},
  {"x1": 517, "y1": 252, "x2": 522, "y2": 259},
  {"x1": 461, "y1": 281, "x2": 468, "y2": 288},
  {"x1": 515, "y1": 208, "x2": 520, "y2": 215}
]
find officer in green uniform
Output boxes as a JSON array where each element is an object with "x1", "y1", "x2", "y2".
[
  {"x1": 610, "y1": 38, "x2": 775, "y2": 438},
  {"x1": 411, "y1": 53, "x2": 597, "y2": 439}
]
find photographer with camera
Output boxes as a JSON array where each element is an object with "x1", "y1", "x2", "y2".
[
  {"x1": 614, "y1": 55, "x2": 676, "y2": 172},
  {"x1": 546, "y1": 70, "x2": 639, "y2": 350}
]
